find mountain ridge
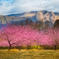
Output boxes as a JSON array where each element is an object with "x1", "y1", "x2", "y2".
[{"x1": 0, "y1": 10, "x2": 59, "y2": 24}]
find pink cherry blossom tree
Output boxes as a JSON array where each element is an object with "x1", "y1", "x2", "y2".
[
  {"x1": 39, "y1": 28, "x2": 59, "y2": 50},
  {"x1": 0, "y1": 25, "x2": 41, "y2": 50}
]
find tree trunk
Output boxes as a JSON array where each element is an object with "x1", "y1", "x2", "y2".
[
  {"x1": 27, "y1": 46, "x2": 31, "y2": 50},
  {"x1": 17, "y1": 46, "x2": 22, "y2": 50},
  {"x1": 8, "y1": 40, "x2": 12, "y2": 51},
  {"x1": 54, "y1": 45, "x2": 58, "y2": 50},
  {"x1": 8, "y1": 44, "x2": 11, "y2": 51}
]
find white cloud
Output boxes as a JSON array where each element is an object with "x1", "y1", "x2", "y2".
[{"x1": 0, "y1": 0, "x2": 59, "y2": 15}]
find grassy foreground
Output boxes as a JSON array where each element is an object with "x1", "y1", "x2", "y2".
[{"x1": 0, "y1": 49, "x2": 59, "y2": 59}]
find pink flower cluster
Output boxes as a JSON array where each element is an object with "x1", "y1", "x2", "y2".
[
  {"x1": 0, "y1": 25, "x2": 40, "y2": 47},
  {"x1": 0, "y1": 25, "x2": 59, "y2": 48}
]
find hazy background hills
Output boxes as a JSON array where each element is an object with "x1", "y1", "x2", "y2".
[
  {"x1": 0, "y1": 10, "x2": 59, "y2": 30},
  {"x1": 0, "y1": 10, "x2": 59, "y2": 25}
]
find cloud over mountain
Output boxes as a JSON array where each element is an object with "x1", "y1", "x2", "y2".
[{"x1": 0, "y1": 0, "x2": 59, "y2": 15}]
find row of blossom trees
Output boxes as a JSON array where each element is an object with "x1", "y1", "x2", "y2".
[
  {"x1": 0, "y1": 23, "x2": 59, "y2": 50},
  {"x1": 39, "y1": 28, "x2": 59, "y2": 50},
  {"x1": 0, "y1": 25, "x2": 41, "y2": 50}
]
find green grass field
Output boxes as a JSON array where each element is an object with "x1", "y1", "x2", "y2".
[{"x1": 0, "y1": 49, "x2": 59, "y2": 59}]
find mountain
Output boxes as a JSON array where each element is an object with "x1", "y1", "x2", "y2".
[{"x1": 0, "y1": 10, "x2": 59, "y2": 25}]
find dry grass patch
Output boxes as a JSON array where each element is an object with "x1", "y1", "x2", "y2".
[{"x1": 0, "y1": 49, "x2": 59, "y2": 59}]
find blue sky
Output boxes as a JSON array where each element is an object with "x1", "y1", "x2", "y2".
[{"x1": 0, "y1": 0, "x2": 59, "y2": 15}]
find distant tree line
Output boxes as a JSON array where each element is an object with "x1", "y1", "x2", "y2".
[
  {"x1": 54, "y1": 19, "x2": 59, "y2": 28},
  {"x1": 9, "y1": 18, "x2": 59, "y2": 30}
]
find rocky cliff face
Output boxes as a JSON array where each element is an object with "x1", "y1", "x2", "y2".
[{"x1": 0, "y1": 10, "x2": 59, "y2": 24}]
